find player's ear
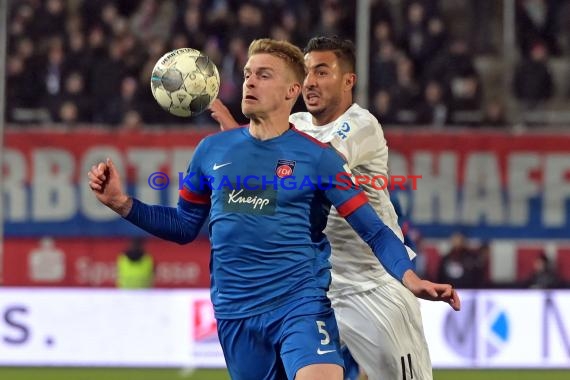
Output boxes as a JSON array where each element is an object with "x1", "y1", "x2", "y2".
[
  {"x1": 344, "y1": 73, "x2": 356, "y2": 91},
  {"x1": 286, "y1": 82, "x2": 302, "y2": 100}
]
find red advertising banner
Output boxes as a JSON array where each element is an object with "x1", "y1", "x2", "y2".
[{"x1": 3, "y1": 237, "x2": 211, "y2": 288}]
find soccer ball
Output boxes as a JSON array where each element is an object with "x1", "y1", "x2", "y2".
[{"x1": 150, "y1": 48, "x2": 220, "y2": 117}]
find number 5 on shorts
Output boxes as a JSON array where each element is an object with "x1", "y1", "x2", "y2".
[{"x1": 316, "y1": 320, "x2": 330, "y2": 345}]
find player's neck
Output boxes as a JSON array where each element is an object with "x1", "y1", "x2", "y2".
[{"x1": 249, "y1": 115, "x2": 290, "y2": 141}]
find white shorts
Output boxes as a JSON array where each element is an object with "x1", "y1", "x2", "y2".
[{"x1": 331, "y1": 278, "x2": 432, "y2": 380}]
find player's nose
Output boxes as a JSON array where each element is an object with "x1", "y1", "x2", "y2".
[
  {"x1": 304, "y1": 73, "x2": 317, "y2": 88},
  {"x1": 244, "y1": 75, "x2": 256, "y2": 88}
]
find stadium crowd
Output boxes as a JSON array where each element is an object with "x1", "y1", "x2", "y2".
[{"x1": 5, "y1": 0, "x2": 569, "y2": 128}]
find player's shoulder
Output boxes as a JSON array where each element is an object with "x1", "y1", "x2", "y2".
[
  {"x1": 202, "y1": 126, "x2": 247, "y2": 144},
  {"x1": 290, "y1": 125, "x2": 330, "y2": 149},
  {"x1": 331, "y1": 104, "x2": 384, "y2": 143},
  {"x1": 342, "y1": 103, "x2": 382, "y2": 132},
  {"x1": 289, "y1": 112, "x2": 313, "y2": 132}
]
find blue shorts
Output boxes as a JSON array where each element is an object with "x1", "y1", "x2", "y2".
[{"x1": 217, "y1": 296, "x2": 344, "y2": 380}]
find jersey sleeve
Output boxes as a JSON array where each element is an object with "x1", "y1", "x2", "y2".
[
  {"x1": 179, "y1": 139, "x2": 212, "y2": 205},
  {"x1": 124, "y1": 138, "x2": 213, "y2": 244},
  {"x1": 329, "y1": 115, "x2": 386, "y2": 168},
  {"x1": 318, "y1": 147, "x2": 368, "y2": 216}
]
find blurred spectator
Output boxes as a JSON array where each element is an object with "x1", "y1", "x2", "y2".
[
  {"x1": 370, "y1": 90, "x2": 398, "y2": 125},
  {"x1": 512, "y1": 41, "x2": 554, "y2": 108},
  {"x1": 5, "y1": 55, "x2": 41, "y2": 121},
  {"x1": 130, "y1": 0, "x2": 176, "y2": 42},
  {"x1": 311, "y1": 0, "x2": 354, "y2": 39},
  {"x1": 2, "y1": 0, "x2": 537, "y2": 128},
  {"x1": 426, "y1": 38, "x2": 478, "y2": 90},
  {"x1": 34, "y1": 0, "x2": 67, "y2": 40},
  {"x1": 450, "y1": 75, "x2": 482, "y2": 111},
  {"x1": 279, "y1": 10, "x2": 306, "y2": 47},
  {"x1": 400, "y1": 1, "x2": 446, "y2": 79},
  {"x1": 523, "y1": 252, "x2": 561, "y2": 289},
  {"x1": 415, "y1": 80, "x2": 449, "y2": 127},
  {"x1": 121, "y1": 110, "x2": 145, "y2": 131},
  {"x1": 516, "y1": 0, "x2": 561, "y2": 57},
  {"x1": 47, "y1": 71, "x2": 92, "y2": 122},
  {"x1": 389, "y1": 56, "x2": 421, "y2": 122},
  {"x1": 172, "y1": 3, "x2": 209, "y2": 50},
  {"x1": 370, "y1": 0, "x2": 394, "y2": 44},
  {"x1": 41, "y1": 38, "x2": 67, "y2": 101},
  {"x1": 370, "y1": 41, "x2": 399, "y2": 92},
  {"x1": 90, "y1": 40, "x2": 128, "y2": 122},
  {"x1": 475, "y1": 241, "x2": 491, "y2": 287},
  {"x1": 104, "y1": 76, "x2": 140, "y2": 125},
  {"x1": 482, "y1": 101, "x2": 508, "y2": 127},
  {"x1": 371, "y1": 20, "x2": 395, "y2": 61},
  {"x1": 116, "y1": 237, "x2": 154, "y2": 289},
  {"x1": 437, "y1": 232, "x2": 486, "y2": 288},
  {"x1": 234, "y1": 2, "x2": 268, "y2": 45},
  {"x1": 57, "y1": 101, "x2": 80, "y2": 126},
  {"x1": 65, "y1": 28, "x2": 91, "y2": 75}
]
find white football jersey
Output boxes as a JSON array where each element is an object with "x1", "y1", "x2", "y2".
[{"x1": 290, "y1": 103, "x2": 415, "y2": 296}]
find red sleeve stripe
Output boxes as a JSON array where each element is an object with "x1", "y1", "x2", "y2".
[
  {"x1": 336, "y1": 192, "x2": 369, "y2": 218},
  {"x1": 179, "y1": 188, "x2": 210, "y2": 205}
]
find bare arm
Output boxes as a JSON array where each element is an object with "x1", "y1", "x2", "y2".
[{"x1": 209, "y1": 99, "x2": 240, "y2": 131}]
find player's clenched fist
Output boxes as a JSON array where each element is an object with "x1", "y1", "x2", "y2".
[
  {"x1": 87, "y1": 158, "x2": 132, "y2": 217},
  {"x1": 88, "y1": 161, "x2": 108, "y2": 192}
]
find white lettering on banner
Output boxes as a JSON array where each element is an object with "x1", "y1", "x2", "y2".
[
  {"x1": 155, "y1": 262, "x2": 201, "y2": 284},
  {"x1": 2, "y1": 144, "x2": 569, "y2": 229},
  {"x1": 80, "y1": 147, "x2": 123, "y2": 220},
  {"x1": 412, "y1": 152, "x2": 458, "y2": 223},
  {"x1": 129, "y1": 149, "x2": 168, "y2": 205},
  {"x1": 74, "y1": 255, "x2": 201, "y2": 286},
  {"x1": 32, "y1": 149, "x2": 75, "y2": 221},
  {"x1": 3, "y1": 149, "x2": 27, "y2": 221},
  {"x1": 75, "y1": 256, "x2": 116, "y2": 286},
  {"x1": 544, "y1": 155, "x2": 570, "y2": 227},
  {"x1": 507, "y1": 153, "x2": 541, "y2": 226},
  {"x1": 461, "y1": 153, "x2": 504, "y2": 225}
]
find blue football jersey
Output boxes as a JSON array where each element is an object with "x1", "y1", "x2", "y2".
[{"x1": 180, "y1": 126, "x2": 368, "y2": 319}]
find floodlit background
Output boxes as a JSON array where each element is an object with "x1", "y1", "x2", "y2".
[{"x1": 1, "y1": 0, "x2": 569, "y2": 378}]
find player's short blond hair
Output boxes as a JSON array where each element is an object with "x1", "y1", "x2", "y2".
[{"x1": 248, "y1": 39, "x2": 306, "y2": 84}]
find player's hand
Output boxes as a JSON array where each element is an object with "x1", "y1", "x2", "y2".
[
  {"x1": 402, "y1": 270, "x2": 461, "y2": 311},
  {"x1": 209, "y1": 99, "x2": 239, "y2": 131},
  {"x1": 87, "y1": 158, "x2": 132, "y2": 217}
]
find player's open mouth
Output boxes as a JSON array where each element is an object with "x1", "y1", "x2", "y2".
[
  {"x1": 305, "y1": 92, "x2": 320, "y2": 104},
  {"x1": 244, "y1": 95, "x2": 258, "y2": 101}
]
